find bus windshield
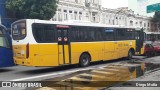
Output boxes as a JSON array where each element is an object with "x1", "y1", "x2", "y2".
[
  {"x1": 0, "y1": 36, "x2": 9, "y2": 48},
  {"x1": 12, "y1": 21, "x2": 26, "y2": 40}
]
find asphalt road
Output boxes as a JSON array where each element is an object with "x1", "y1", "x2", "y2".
[{"x1": 0, "y1": 56, "x2": 145, "y2": 81}]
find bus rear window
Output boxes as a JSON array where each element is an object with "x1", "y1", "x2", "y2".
[{"x1": 12, "y1": 21, "x2": 26, "y2": 40}]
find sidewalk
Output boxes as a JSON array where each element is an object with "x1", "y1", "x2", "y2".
[
  {"x1": 109, "y1": 56, "x2": 160, "y2": 90},
  {"x1": 109, "y1": 70, "x2": 160, "y2": 90}
]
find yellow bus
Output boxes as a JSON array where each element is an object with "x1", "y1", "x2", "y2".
[{"x1": 11, "y1": 19, "x2": 145, "y2": 67}]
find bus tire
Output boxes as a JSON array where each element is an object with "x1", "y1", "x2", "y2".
[
  {"x1": 79, "y1": 53, "x2": 91, "y2": 67},
  {"x1": 127, "y1": 50, "x2": 133, "y2": 60}
]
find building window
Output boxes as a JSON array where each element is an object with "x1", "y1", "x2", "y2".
[
  {"x1": 106, "y1": 15, "x2": 108, "y2": 18},
  {"x1": 86, "y1": 13, "x2": 89, "y2": 21},
  {"x1": 148, "y1": 22, "x2": 150, "y2": 27},
  {"x1": 64, "y1": 10, "x2": 68, "y2": 20},
  {"x1": 79, "y1": 12, "x2": 82, "y2": 20},
  {"x1": 92, "y1": 12, "x2": 96, "y2": 22},
  {"x1": 52, "y1": 16, "x2": 56, "y2": 21},
  {"x1": 130, "y1": 20, "x2": 133, "y2": 26},
  {"x1": 75, "y1": 0, "x2": 78, "y2": 3},
  {"x1": 140, "y1": 21, "x2": 142, "y2": 27},
  {"x1": 69, "y1": 11, "x2": 73, "y2": 20},
  {"x1": 93, "y1": 0, "x2": 95, "y2": 4},
  {"x1": 74, "y1": 11, "x2": 78, "y2": 20},
  {"x1": 57, "y1": 9, "x2": 62, "y2": 21},
  {"x1": 58, "y1": 12, "x2": 62, "y2": 21},
  {"x1": 113, "y1": 20, "x2": 115, "y2": 25},
  {"x1": 144, "y1": 23, "x2": 146, "y2": 27}
]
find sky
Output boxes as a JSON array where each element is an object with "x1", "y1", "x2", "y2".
[{"x1": 101, "y1": 0, "x2": 128, "y2": 9}]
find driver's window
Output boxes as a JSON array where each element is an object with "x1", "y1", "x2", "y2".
[{"x1": 0, "y1": 37, "x2": 9, "y2": 48}]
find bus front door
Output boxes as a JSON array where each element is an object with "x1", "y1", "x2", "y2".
[
  {"x1": 57, "y1": 28, "x2": 70, "y2": 65},
  {"x1": 135, "y1": 30, "x2": 144, "y2": 55}
]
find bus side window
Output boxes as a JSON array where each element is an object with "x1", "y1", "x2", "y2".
[
  {"x1": 90, "y1": 30, "x2": 95, "y2": 41},
  {"x1": 126, "y1": 29, "x2": 134, "y2": 40},
  {"x1": 84, "y1": 30, "x2": 88, "y2": 40},
  {"x1": 78, "y1": 27, "x2": 88, "y2": 41},
  {"x1": 116, "y1": 28, "x2": 126, "y2": 40},
  {"x1": 71, "y1": 27, "x2": 82, "y2": 42},
  {"x1": 71, "y1": 27, "x2": 76, "y2": 41},
  {"x1": 95, "y1": 30, "x2": 103, "y2": 41},
  {"x1": 72, "y1": 26, "x2": 102, "y2": 42},
  {"x1": 105, "y1": 29, "x2": 114, "y2": 41},
  {"x1": 32, "y1": 24, "x2": 56, "y2": 43}
]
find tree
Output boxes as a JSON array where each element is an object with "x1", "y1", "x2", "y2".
[
  {"x1": 6, "y1": 0, "x2": 58, "y2": 20},
  {"x1": 152, "y1": 11, "x2": 160, "y2": 29},
  {"x1": 152, "y1": 11, "x2": 160, "y2": 22}
]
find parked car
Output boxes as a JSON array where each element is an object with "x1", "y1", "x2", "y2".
[
  {"x1": 153, "y1": 42, "x2": 160, "y2": 53},
  {"x1": 144, "y1": 43, "x2": 156, "y2": 57}
]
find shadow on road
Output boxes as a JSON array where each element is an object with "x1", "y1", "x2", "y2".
[
  {"x1": 19, "y1": 65, "x2": 76, "y2": 75},
  {"x1": 0, "y1": 69, "x2": 13, "y2": 73}
]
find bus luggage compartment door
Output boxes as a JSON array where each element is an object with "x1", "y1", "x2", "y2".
[{"x1": 57, "y1": 28, "x2": 70, "y2": 65}]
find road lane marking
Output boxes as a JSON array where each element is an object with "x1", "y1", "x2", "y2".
[
  {"x1": 10, "y1": 67, "x2": 94, "y2": 81},
  {"x1": 10, "y1": 61, "x2": 126, "y2": 81}
]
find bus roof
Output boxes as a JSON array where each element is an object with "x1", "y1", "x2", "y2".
[
  {"x1": 145, "y1": 32, "x2": 160, "y2": 34},
  {"x1": 13, "y1": 19, "x2": 141, "y2": 29}
]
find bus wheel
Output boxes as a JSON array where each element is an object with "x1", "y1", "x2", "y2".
[
  {"x1": 127, "y1": 50, "x2": 133, "y2": 60},
  {"x1": 79, "y1": 54, "x2": 91, "y2": 67}
]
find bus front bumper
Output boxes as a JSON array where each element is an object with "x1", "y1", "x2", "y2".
[{"x1": 14, "y1": 58, "x2": 32, "y2": 66}]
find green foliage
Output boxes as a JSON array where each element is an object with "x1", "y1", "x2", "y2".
[
  {"x1": 152, "y1": 11, "x2": 160, "y2": 23},
  {"x1": 6, "y1": 0, "x2": 58, "y2": 20},
  {"x1": 152, "y1": 11, "x2": 160, "y2": 29}
]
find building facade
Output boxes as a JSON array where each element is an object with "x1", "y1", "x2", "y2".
[
  {"x1": 52, "y1": 0, "x2": 159, "y2": 32},
  {"x1": 53, "y1": 0, "x2": 102, "y2": 23}
]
